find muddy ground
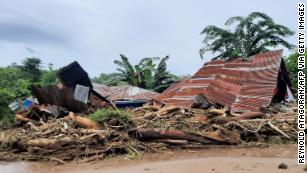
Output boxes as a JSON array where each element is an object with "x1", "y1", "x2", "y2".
[{"x1": 0, "y1": 144, "x2": 305, "y2": 173}]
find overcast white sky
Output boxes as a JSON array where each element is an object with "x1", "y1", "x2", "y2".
[{"x1": 0, "y1": 0, "x2": 301, "y2": 77}]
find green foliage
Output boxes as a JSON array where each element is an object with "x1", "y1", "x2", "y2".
[
  {"x1": 284, "y1": 50, "x2": 307, "y2": 93},
  {"x1": 113, "y1": 55, "x2": 179, "y2": 92},
  {"x1": 200, "y1": 12, "x2": 295, "y2": 60},
  {"x1": 0, "y1": 105, "x2": 14, "y2": 128},
  {"x1": 153, "y1": 56, "x2": 180, "y2": 92},
  {"x1": 90, "y1": 108, "x2": 133, "y2": 126},
  {"x1": 40, "y1": 70, "x2": 59, "y2": 86},
  {"x1": 114, "y1": 54, "x2": 139, "y2": 86},
  {"x1": 0, "y1": 66, "x2": 31, "y2": 128},
  {"x1": 0, "y1": 58, "x2": 59, "y2": 127},
  {"x1": 21, "y1": 57, "x2": 42, "y2": 82},
  {"x1": 0, "y1": 90, "x2": 14, "y2": 128}
]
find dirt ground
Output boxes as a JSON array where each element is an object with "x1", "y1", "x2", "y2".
[{"x1": 0, "y1": 144, "x2": 305, "y2": 173}]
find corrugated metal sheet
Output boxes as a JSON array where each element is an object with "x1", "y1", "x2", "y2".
[
  {"x1": 31, "y1": 85, "x2": 88, "y2": 112},
  {"x1": 93, "y1": 83, "x2": 160, "y2": 101},
  {"x1": 157, "y1": 50, "x2": 284, "y2": 113}
]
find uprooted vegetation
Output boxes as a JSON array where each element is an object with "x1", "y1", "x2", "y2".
[
  {"x1": 0, "y1": 102, "x2": 298, "y2": 164},
  {"x1": 90, "y1": 108, "x2": 134, "y2": 129}
]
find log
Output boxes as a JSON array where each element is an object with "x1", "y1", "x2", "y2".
[
  {"x1": 154, "y1": 106, "x2": 184, "y2": 117},
  {"x1": 132, "y1": 129, "x2": 214, "y2": 144},
  {"x1": 134, "y1": 106, "x2": 160, "y2": 112},
  {"x1": 208, "y1": 106, "x2": 230, "y2": 116},
  {"x1": 78, "y1": 129, "x2": 108, "y2": 135},
  {"x1": 137, "y1": 106, "x2": 184, "y2": 120},
  {"x1": 267, "y1": 122, "x2": 291, "y2": 139},
  {"x1": 26, "y1": 137, "x2": 76, "y2": 149},
  {"x1": 68, "y1": 112, "x2": 97, "y2": 129},
  {"x1": 15, "y1": 114, "x2": 33, "y2": 123},
  {"x1": 148, "y1": 139, "x2": 188, "y2": 145},
  {"x1": 79, "y1": 133, "x2": 106, "y2": 143},
  {"x1": 49, "y1": 157, "x2": 67, "y2": 165},
  {"x1": 236, "y1": 112, "x2": 265, "y2": 120},
  {"x1": 200, "y1": 129, "x2": 241, "y2": 145}
]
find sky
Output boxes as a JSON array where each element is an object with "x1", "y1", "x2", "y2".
[{"x1": 0, "y1": 0, "x2": 301, "y2": 77}]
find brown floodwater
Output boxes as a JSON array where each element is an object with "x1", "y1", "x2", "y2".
[{"x1": 0, "y1": 144, "x2": 305, "y2": 173}]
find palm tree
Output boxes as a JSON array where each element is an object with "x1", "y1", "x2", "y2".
[
  {"x1": 153, "y1": 56, "x2": 179, "y2": 92},
  {"x1": 113, "y1": 55, "x2": 179, "y2": 92},
  {"x1": 200, "y1": 12, "x2": 295, "y2": 60},
  {"x1": 114, "y1": 54, "x2": 139, "y2": 86}
]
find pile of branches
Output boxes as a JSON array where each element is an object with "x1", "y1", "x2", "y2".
[
  {"x1": 0, "y1": 104, "x2": 298, "y2": 164},
  {"x1": 131, "y1": 105, "x2": 297, "y2": 145}
]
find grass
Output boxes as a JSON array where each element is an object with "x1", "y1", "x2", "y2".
[{"x1": 90, "y1": 107, "x2": 133, "y2": 126}]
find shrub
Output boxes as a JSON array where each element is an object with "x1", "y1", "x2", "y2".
[
  {"x1": 90, "y1": 108, "x2": 133, "y2": 126},
  {"x1": 0, "y1": 104, "x2": 14, "y2": 129}
]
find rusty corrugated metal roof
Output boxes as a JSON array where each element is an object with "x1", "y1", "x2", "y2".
[
  {"x1": 157, "y1": 50, "x2": 284, "y2": 113},
  {"x1": 93, "y1": 83, "x2": 160, "y2": 101}
]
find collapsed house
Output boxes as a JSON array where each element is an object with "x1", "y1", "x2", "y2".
[
  {"x1": 30, "y1": 61, "x2": 114, "y2": 115},
  {"x1": 28, "y1": 61, "x2": 160, "y2": 115},
  {"x1": 157, "y1": 50, "x2": 294, "y2": 114},
  {"x1": 93, "y1": 83, "x2": 161, "y2": 108}
]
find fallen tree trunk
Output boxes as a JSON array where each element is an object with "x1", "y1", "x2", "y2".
[
  {"x1": 133, "y1": 106, "x2": 161, "y2": 112},
  {"x1": 236, "y1": 112, "x2": 265, "y2": 120},
  {"x1": 208, "y1": 106, "x2": 230, "y2": 116},
  {"x1": 68, "y1": 112, "x2": 97, "y2": 129},
  {"x1": 148, "y1": 139, "x2": 188, "y2": 145},
  {"x1": 26, "y1": 137, "x2": 76, "y2": 149},
  {"x1": 130, "y1": 129, "x2": 216, "y2": 144},
  {"x1": 15, "y1": 114, "x2": 35, "y2": 123}
]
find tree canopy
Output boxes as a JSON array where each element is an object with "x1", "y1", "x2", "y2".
[
  {"x1": 200, "y1": 12, "x2": 295, "y2": 60},
  {"x1": 21, "y1": 57, "x2": 43, "y2": 82},
  {"x1": 0, "y1": 58, "x2": 59, "y2": 127}
]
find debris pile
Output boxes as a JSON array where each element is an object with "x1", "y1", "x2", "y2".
[{"x1": 0, "y1": 102, "x2": 298, "y2": 163}]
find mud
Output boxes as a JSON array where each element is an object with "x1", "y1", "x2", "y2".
[{"x1": 0, "y1": 144, "x2": 305, "y2": 173}]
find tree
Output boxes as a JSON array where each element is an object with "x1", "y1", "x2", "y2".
[
  {"x1": 114, "y1": 54, "x2": 139, "y2": 86},
  {"x1": 40, "y1": 70, "x2": 58, "y2": 86},
  {"x1": 0, "y1": 66, "x2": 29, "y2": 128},
  {"x1": 113, "y1": 55, "x2": 179, "y2": 92},
  {"x1": 21, "y1": 57, "x2": 42, "y2": 82},
  {"x1": 0, "y1": 89, "x2": 14, "y2": 128},
  {"x1": 200, "y1": 12, "x2": 295, "y2": 60},
  {"x1": 153, "y1": 56, "x2": 179, "y2": 92},
  {"x1": 0, "y1": 66, "x2": 31, "y2": 99},
  {"x1": 284, "y1": 50, "x2": 307, "y2": 93},
  {"x1": 0, "y1": 59, "x2": 57, "y2": 127}
]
